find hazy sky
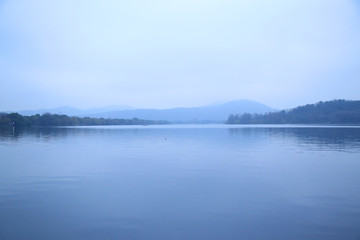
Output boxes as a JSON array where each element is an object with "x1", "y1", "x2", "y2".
[{"x1": 1, "y1": 0, "x2": 360, "y2": 111}]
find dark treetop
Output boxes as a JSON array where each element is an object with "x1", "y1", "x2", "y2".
[
  {"x1": 226, "y1": 100, "x2": 360, "y2": 124},
  {"x1": 0, "y1": 112, "x2": 169, "y2": 127}
]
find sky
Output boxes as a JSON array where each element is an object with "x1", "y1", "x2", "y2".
[{"x1": 1, "y1": 0, "x2": 360, "y2": 111}]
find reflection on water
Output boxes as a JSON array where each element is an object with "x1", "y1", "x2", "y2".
[
  {"x1": 0, "y1": 125, "x2": 360, "y2": 240},
  {"x1": 228, "y1": 127, "x2": 360, "y2": 152},
  {"x1": 3, "y1": 125, "x2": 360, "y2": 151}
]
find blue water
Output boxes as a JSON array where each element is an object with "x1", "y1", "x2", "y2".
[{"x1": 1, "y1": 125, "x2": 360, "y2": 240}]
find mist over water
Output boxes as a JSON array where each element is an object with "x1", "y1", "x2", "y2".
[{"x1": 1, "y1": 125, "x2": 360, "y2": 240}]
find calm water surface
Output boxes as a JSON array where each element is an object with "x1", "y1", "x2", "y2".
[{"x1": 0, "y1": 125, "x2": 360, "y2": 240}]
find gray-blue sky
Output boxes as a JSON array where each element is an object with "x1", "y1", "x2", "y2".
[{"x1": 1, "y1": 0, "x2": 360, "y2": 111}]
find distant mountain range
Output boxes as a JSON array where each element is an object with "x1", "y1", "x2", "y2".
[
  {"x1": 11, "y1": 100, "x2": 273, "y2": 123},
  {"x1": 17, "y1": 105, "x2": 134, "y2": 117},
  {"x1": 88, "y1": 100, "x2": 273, "y2": 122}
]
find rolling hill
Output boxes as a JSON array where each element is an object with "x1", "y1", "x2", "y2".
[{"x1": 88, "y1": 100, "x2": 273, "y2": 123}]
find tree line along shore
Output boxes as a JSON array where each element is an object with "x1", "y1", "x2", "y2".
[
  {"x1": 1, "y1": 100, "x2": 359, "y2": 127},
  {"x1": 0, "y1": 112, "x2": 169, "y2": 127}
]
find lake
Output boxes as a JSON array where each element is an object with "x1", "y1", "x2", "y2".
[{"x1": 1, "y1": 125, "x2": 360, "y2": 240}]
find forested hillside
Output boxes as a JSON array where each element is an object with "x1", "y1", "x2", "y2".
[{"x1": 226, "y1": 100, "x2": 360, "y2": 124}]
